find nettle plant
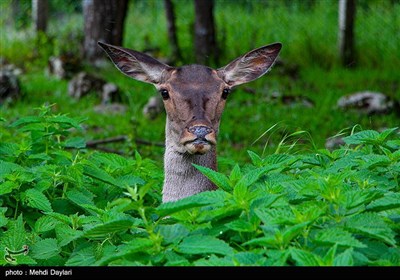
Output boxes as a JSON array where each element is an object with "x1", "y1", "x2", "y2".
[{"x1": 0, "y1": 105, "x2": 399, "y2": 266}]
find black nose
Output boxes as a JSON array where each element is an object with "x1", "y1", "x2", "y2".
[{"x1": 188, "y1": 126, "x2": 212, "y2": 139}]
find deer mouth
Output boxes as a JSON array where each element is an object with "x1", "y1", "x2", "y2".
[{"x1": 183, "y1": 138, "x2": 215, "y2": 155}]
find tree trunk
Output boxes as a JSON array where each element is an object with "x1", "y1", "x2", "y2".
[
  {"x1": 338, "y1": 0, "x2": 356, "y2": 67},
  {"x1": 32, "y1": 0, "x2": 48, "y2": 33},
  {"x1": 193, "y1": 0, "x2": 218, "y2": 65},
  {"x1": 83, "y1": 0, "x2": 129, "y2": 65},
  {"x1": 164, "y1": 0, "x2": 181, "y2": 62}
]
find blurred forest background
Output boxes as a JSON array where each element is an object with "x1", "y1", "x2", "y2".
[{"x1": 1, "y1": 0, "x2": 399, "y2": 168}]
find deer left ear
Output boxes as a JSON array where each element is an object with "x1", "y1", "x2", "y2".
[{"x1": 217, "y1": 43, "x2": 282, "y2": 87}]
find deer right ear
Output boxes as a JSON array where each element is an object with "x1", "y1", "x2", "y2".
[
  {"x1": 98, "y1": 41, "x2": 171, "y2": 85},
  {"x1": 218, "y1": 43, "x2": 282, "y2": 87}
]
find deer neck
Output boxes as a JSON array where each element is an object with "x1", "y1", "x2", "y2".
[{"x1": 162, "y1": 118, "x2": 218, "y2": 203}]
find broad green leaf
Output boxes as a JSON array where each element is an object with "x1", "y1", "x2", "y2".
[
  {"x1": 290, "y1": 248, "x2": 322, "y2": 266},
  {"x1": 96, "y1": 238, "x2": 154, "y2": 265},
  {"x1": 10, "y1": 116, "x2": 41, "y2": 127},
  {"x1": 334, "y1": 248, "x2": 354, "y2": 266},
  {"x1": 82, "y1": 160, "x2": 120, "y2": 187},
  {"x1": 344, "y1": 212, "x2": 396, "y2": 245},
  {"x1": 0, "y1": 181, "x2": 18, "y2": 195},
  {"x1": 377, "y1": 127, "x2": 398, "y2": 142},
  {"x1": 63, "y1": 137, "x2": 86, "y2": 148},
  {"x1": 282, "y1": 222, "x2": 310, "y2": 244},
  {"x1": 177, "y1": 235, "x2": 234, "y2": 256},
  {"x1": 323, "y1": 244, "x2": 337, "y2": 265},
  {"x1": 30, "y1": 238, "x2": 61, "y2": 260},
  {"x1": 250, "y1": 193, "x2": 282, "y2": 211},
  {"x1": 265, "y1": 250, "x2": 290, "y2": 266},
  {"x1": 233, "y1": 252, "x2": 266, "y2": 266},
  {"x1": 343, "y1": 130, "x2": 380, "y2": 145},
  {"x1": 313, "y1": 227, "x2": 366, "y2": 248},
  {"x1": 66, "y1": 245, "x2": 96, "y2": 266},
  {"x1": 1, "y1": 214, "x2": 26, "y2": 250},
  {"x1": 55, "y1": 224, "x2": 84, "y2": 247},
  {"x1": 229, "y1": 164, "x2": 242, "y2": 184},
  {"x1": 247, "y1": 150, "x2": 263, "y2": 167},
  {"x1": 367, "y1": 193, "x2": 400, "y2": 212},
  {"x1": 225, "y1": 219, "x2": 255, "y2": 232},
  {"x1": 44, "y1": 212, "x2": 71, "y2": 225},
  {"x1": 156, "y1": 190, "x2": 226, "y2": 217},
  {"x1": 0, "y1": 143, "x2": 19, "y2": 158},
  {"x1": 83, "y1": 219, "x2": 133, "y2": 239},
  {"x1": 0, "y1": 207, "x2": 8, "y2": 227},
  {"x1": 164, "y1": 251, "x2": 191, "y2": 266},
  {"x1": 193, "y1": 255, "x2": 234, "y2": 266},
  {"x1": 193, "y1": 164, "x2": 231, "y2": 191},
  {"x1": 25, "y1": 189, "x2": 53, "y2": 212},
  {"x1": 34, "y1": 216, "x2": 60, "y2": 233},
  {"x1": 235, "y1": 166, "x2": 267, "y2": 191},
  {"x1": 48, "y1": 115, "x2": 82, "y2": 129},
  {"x1": 90, "y1": 152, "x2": 132, "y2": 169},
  {"x1": 156, "y1": 224, "x2": 190, "y2": 244},
  {"x1": 116, "y1": 175, "x2": 145, "y2": 187},
  {"x1": 66, "y1": 189, "x2": 94, "y2": 207}
]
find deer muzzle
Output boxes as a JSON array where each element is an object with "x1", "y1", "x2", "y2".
[{"x1": 181, "y1": 125, "x2": 216, "y2": 155}]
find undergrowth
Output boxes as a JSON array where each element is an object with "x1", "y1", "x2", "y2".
[{"x1": 0, "y1": 105, "x2": 399, "y2": 266}]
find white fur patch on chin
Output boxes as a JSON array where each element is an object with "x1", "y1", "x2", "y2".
[{"x1": 185, "y1": 142, "x2": 212, "y2": 155}]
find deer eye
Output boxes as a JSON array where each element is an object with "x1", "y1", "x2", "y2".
[
  {"x1": 222, "y1": 88, "x2": 231, "y2": 100},
  {"x1": 160, "y1": 89, "x2": 170, "y2": 100}
]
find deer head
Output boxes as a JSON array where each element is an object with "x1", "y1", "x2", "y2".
[{"x1": 98, "y1": 41, "x2": 282, "y2": 202}]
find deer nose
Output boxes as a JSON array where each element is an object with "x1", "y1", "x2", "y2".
[{"x1": 188, "y1": 126, "x2": 212, "y2": 140}]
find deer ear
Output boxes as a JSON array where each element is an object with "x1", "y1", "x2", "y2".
[
  {"x1": 98, "y1": 41, "x2": 171, "y2": 85},
  {"x1": 218, "y1": 43, "x2": 282, "y2": 87}
]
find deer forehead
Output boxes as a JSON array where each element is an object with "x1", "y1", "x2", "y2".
[{"x1": 165, "y1": 65, "x2": 225, "y2": 96}]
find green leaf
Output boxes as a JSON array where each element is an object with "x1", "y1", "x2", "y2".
[
  {"x1": 156, "y1": 190, "x2": 226, "y2": 217},
  {"x1": 25, "y1": 189, "x2": 53, "y2": 212},
  {"x1": 229, "y1": 164, "x2": 242, "y2": 183},
  {"x1": 0, "y1": 143, "x2": 19, "y2": 158},
  {"x1": 55, "y1": 224, "x2": 84, "y2": 247},
  {"x1": 193, "y1": 164, "x2": 231, "y2": 191},
  {"x1": 323, "y1": 244, "x2": 337, "y2": 265},
  {"x1": 235, "y1": 166, "x2": 267, "y2": 190},
  {"x1": 313, "y1": 227, "x2": 366, "y2": 248},
  {"x1": 282, "y1": 222, "x2": 310, "y2": 244},
  {"x1": 334, "y1": 248, "x2": 354, "y2": 266},
  {"x1": 234, "y1": 252, "x2": 266, "y2": 266},
  {"x1": 290, "y1": 248, "x2": 322, "y2": 266},
  {"x1": 83, "y1": 219, "x2": 133, "y2": 239},
  {"x1": 177, "y1": 235, "x2": 234, "y2": 256},
  {"x1": 225, "y1": 219, "x2": 255, "y2": 232},
  {"x1": 344, "y1": 212, "x2": 396, "y2": 245},
  {"x1": 1, "y1": 214, "x2": 26, "y2": 250},
  {"x1": 34, "y1": 216, "x2": 60, "y2": 233},
  {"x1": 66, "y1": 189, "x2": 94, "y2": 207},
  {"x1": 367, "y1": 193, "x2": 400, "y2": 212},
  {"x1": 48, "y1": 115, "x2": 82, "y2": 129},
  {"x1": 63, "y1": 137, "x2": 86, "y2": 148},
  {"x1": 193, "y1": 255, "x2": 234, "y2": 266},
  {"x1": 96, "y1": 238, "x2": 154, "y2": 265},
  {"x1": 0, "y1": 207, "x2": 8, "y2": 227},
  {"x1": 10, "y1": 116, "x2": 41, "y2": 128},
  {"x1": 66, "y1": 245, "x2": 96, "y2": 266},
  {"x1": 0, "y1": 181, "x2": 18, "y2": 195},
  {"x1": 30, "y1": 238, "x2": 61, "y2": 260},
  {"x1": 247, "y1": 150, "x2": 263, "y2": 167},
  {"x1": 156, "y1": 224, "x2": 190, "y2": 244},
  {"x1": 83, "y1": 161, "x2": 121, "y2": 187}
]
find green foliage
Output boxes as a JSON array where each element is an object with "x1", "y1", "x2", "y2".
[{"x1": 1, "y1": 108, "x2": 399, "y2": 266}]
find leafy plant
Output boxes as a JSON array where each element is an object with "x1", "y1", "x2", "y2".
[{"x1": 1, "y1": 106, "x2": 399, "y2": 266}]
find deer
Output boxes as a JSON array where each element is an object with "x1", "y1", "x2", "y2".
[{"x1": 98, "y1": 41, "x2": 282, "y2": 202}]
